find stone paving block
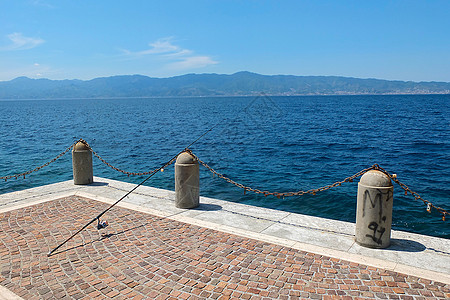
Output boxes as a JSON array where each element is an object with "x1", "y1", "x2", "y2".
[{"x1": 0, "y1": 195, "x2": 448, "y2": 299}]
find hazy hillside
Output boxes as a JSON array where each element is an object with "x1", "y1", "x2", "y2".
[{"x1": 0, "y1": 72, "x2": 449, "y2": 99}]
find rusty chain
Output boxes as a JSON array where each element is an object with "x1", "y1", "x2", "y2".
[
  {"x1": 1, "y1": 139, "x2": 447, "y2": 221},
  {"x1": 1, "y1": 141, "x2": 77, "y2": 181},
  {"x1": 374, "y1": 165, "x2": 448, "y2": 221},
  {"x1": 188, "y1": 150, "x2": 376, "y2": 198},
  {"x1": 78, "y1": 139, "x2": 176, "y2": 176},
  {"x1": 0, "y1": 139, "x2": 172, "y2": 181},
  {"x1": 186, "y1": 151, "x2": 448, "y2": 221}
]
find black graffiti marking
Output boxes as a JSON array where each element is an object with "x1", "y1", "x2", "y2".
[
  {"x1": 362, "y1": 189, "x2": 392, "y2": 223},
  {"x1": 362, "y1": 189, "x2": 382, "y2": 222},
  {"x1": 366, "y1": 221, "x2": 386, "y2": 245},
  {"x1": 386, "y1": 189, "x2": 393, "y2": 202}
]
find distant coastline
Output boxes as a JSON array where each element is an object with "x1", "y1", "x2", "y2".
[{"x1": 1, "y1": 71, "x2": 449, "y2": 100}]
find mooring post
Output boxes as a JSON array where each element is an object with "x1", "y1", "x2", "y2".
[
  {"x1": 175, "y1": 151, "x2": 199, "y2": 208},
  {"x1": 72, "y1": 141, "x2": 93, "y2": 185},
  {"x1": 355, "y1": 170, "x2": 393, "y2": 248}
]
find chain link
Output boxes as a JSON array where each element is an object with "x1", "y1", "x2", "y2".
[
  {"x1": 188, "y1": 150, "x2": 375, "y2": 198},
  {"x1": 187, "y1": 151, "x2": 448, "y2": 221},
  {"x1": 1, "y1": 141, "x2": 77, "y2": 181},
  {"x1": 1, "y1": 139, "x2": 447, "y2": 221},
  {"x1": 373, "y1": 165, "x2": 448, "y2": 221},
  {"x1": 78, "y1": 139, "x2": 176, "y2": 176}
]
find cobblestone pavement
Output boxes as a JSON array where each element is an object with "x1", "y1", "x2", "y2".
[{"x1": 0, "y1": 196, "x2": 448, "y2": 300}]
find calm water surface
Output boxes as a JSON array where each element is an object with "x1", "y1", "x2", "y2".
[{"x1": 0, "y1": 95, "x2": 449, "y2": 238}]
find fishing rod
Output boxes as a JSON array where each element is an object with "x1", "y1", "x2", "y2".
[{"x1": 47, "y1": 123, "x2": 219, "y2": 257}]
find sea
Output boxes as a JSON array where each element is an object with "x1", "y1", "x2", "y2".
[{"x1": 0, "y1": 94, "x2": 449, "y2": 238}]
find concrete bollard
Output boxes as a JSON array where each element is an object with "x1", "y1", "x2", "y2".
[
  {"x1": 72, "y1": 141, "x2": 93, "y2": 185},
  {"x1": 356, "y1": 170, "x2": 393, "y2": 248},
  {"x1": 175, "y1": 151, "x2": 199, "y2": 209}
]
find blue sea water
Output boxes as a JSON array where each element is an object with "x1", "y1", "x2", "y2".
[{"x1": 0, "y1": 94, "x2": 449, "y2": 238}]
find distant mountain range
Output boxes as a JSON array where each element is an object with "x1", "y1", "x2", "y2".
[{"x1": 0, "y1": 71, "x2": 449, "y2": 99}]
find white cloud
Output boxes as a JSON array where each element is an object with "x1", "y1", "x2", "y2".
[
  {"x1": 169, "y1": 56, "x2": 218, "y2": 70},
  {"x1": 0, "y1": 33, "x2": 45, "y2": 51},
  {"x1": 121, "y1": 37, "x2": 218, "y2": 70},
  {"x1": 163, "y1": 48, "x2": 193, "y2": 58},
  {"x1": 121, "y1": 37, "x2": 182, "y2": 57},
  {"x1": 147, "y1": 37, "x2": 180, "y2": 54}
]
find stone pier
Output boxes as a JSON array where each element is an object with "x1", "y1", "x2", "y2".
[{"x1": 0, "y1": 178, "x2": 449, "y2": 299}]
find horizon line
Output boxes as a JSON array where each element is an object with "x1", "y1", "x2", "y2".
[{"x1": 2, "y1": 71, "x2": 450, "y2": 84}]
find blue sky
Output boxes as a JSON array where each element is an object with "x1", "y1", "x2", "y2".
[{"x1": 1, "y1": 0, "x2": 449, "y2": 82}]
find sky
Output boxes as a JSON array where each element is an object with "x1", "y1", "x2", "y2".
[{"x1": 0, "y1": 0, "x2": 449, "y2": 82}]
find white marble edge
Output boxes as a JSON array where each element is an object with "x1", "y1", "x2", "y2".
[{"x1": 0, "y1": 285, "x2": 23, "y2": 300}]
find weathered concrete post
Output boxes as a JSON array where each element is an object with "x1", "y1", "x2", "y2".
[
  {"x1": 175, "y1": 151, "x2": 199, "y2": 208},
  {"x1": 356, "y1": 170, "x2": 393, "y2": 248},
  {"x1": 72, "y1": 141, "x2": 93, "y2": 185}
]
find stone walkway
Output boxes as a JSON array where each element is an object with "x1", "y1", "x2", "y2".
[{"x1": 0, "y1": 195, "x2": 448, "y2": 299}]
